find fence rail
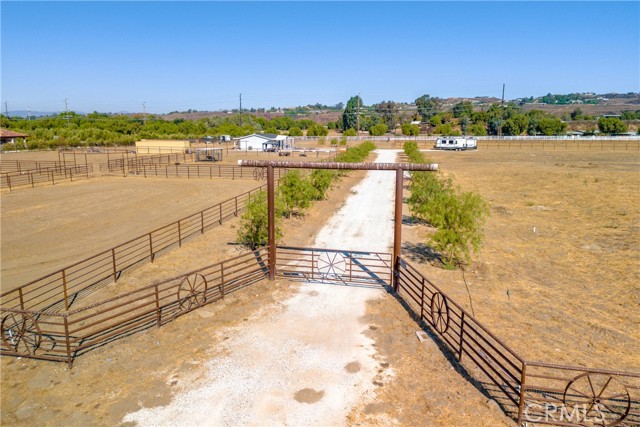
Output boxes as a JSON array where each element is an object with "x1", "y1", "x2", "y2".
[
  {"x1": 1, "y1": 246, "x2": 638, "y2": 426},
  {"x1": 275, "y1": 246, "x2": 392, "y2": 286},
  {"x1": 0, "y1": 164, "x2": 93, "y2": 190},
  {"x1": 127, "y1": 163, "x2": 293, "y2": 180},
  {"x1": 0, "y1": 182, "x2": 273, "y2": 313},
  {"x1": 0, "y1": 248, "x2": 269, "y2": 365},
  {"x1": 394, "y1": 257, "x2": 639, "y2": 426}
]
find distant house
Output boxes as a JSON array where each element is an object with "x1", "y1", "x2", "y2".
[
  {"x1": 237, "y1": 133, "x2": 291, "y2": 151},
  {"x1": 0, "y1": 129, "x2": 28, "y2": 145}
]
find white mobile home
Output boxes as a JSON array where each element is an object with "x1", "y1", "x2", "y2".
[{"x1": 434, "y1": 137, "x2": 477, "y2": 151}]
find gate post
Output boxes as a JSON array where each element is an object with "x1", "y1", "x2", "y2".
[
  {"x1": 393, "y1": 167, "x2": 404, "y2": 291},
  {"x1": 267, "y1": 164, "x2": 276, "y2": 280}
]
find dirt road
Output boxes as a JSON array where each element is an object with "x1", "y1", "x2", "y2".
[{"x1": 122, "y1": 150, "x2": 398, "y2": 426}]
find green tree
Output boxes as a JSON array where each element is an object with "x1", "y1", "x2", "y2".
[
  {"x1": 415, "y1": 95, "x2": 441, "y2": 122},
  {"x1": 598, "y1": 117, "x2": 628, "y2": 134},
  {"x1": 452, "y1": 101, "x2": 474, "y2": 119},
  {"x1": 401, "y1": 123, "x2": 420, "y2": 136},
  {"x1": 288, "y1": 126, "x2": 303, "y2": 136},
  {"x1": 342, "y1": 95, "x2": 362, "y2": 131},
  {"x1": 469, "y1": 123, "x2": 487, "y2": 136},
  {"x1": 343, "y1": 128, "x2": 357, "y2": 136},
  {"x1": 570, "y1": 108, "x2": 584, "y2": 121},
  {"x1": 237, "y1": 191, "x2": 282, "y2": 249},
  {"x1": 278, "y1": 171, "x2": 314, "y2": 217},
  {"x1": 537, "y1": 117, "x2": 567, "y2": 135},
  {"x1": 369, "y1": 123, "x2": 388, "y2": 136}
]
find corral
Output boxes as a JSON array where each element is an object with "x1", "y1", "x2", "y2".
[{"x1": 1, "y1": 143, "x2": 639, "y2": 426}]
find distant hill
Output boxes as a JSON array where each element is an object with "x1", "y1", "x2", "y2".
[{"x1": 6, "y1": 110, "x2": 59, "y2": 118}]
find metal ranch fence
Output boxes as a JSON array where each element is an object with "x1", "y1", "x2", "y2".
[
  {"x1": 394, "y1": 258, "x2": 640, "y2": 426},
  {"x1": 0, "y1": 163, "x2": 93, "y2": 190},
  {"x1": 1, "y1": 246, "x2": 638, "y2": 426}
]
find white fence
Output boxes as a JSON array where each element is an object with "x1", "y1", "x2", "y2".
[{"x1": 293, "y1": 135, "x2": 639, "y2": 143}]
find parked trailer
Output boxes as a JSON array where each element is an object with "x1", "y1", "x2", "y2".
[{"x1": 434, "y1": 137, "x2": 477, "y2": 151}]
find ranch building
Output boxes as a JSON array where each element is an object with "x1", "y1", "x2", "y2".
[
  {"x1": 135, "y1": 139, "x2": 191, "y2": 154},
  {"x1": 236, "y1": 133, "x2": 292, "y2": 151},
  {"x1": 0, "y1": 129, "x2": 28, "y2": 145}
]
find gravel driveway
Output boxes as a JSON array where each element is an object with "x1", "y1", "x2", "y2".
[{"x1": 123, "y1": 150, "x2": 399, "y2": 426}]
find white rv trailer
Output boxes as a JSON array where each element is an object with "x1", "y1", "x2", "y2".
[{"x1": 434, "y1": 137, "x2": 477, "y2": 151}]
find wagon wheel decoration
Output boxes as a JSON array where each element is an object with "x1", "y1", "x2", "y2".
[
  {"x1": 563, "y1": 373, "x2": 631, "y2": 426},
  {"x1": 1, "y1": 313, "x2": 42, "y2": 355},
  {"x1": 316, "y1": 252, "x2": 346, "y2": 279},
  {"x1": 177, "y1": 273, "x2": 208, "y2": 311},
  {"x1": 253, "y1": 167, "x2": 266, "y2": 181},
  {"x1": 430, "y1": 292, "x2": 450, "y2": 334}
]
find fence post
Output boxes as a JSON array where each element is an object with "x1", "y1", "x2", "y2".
[
  {"x1": 111, "y1": 248, "x2": 118, "y2": 282},
  {"x1": 62, "y1": 270, "x2": 70, "y2": 311},
  {"x1": 220, "y1": 264, "x2": 225, "y2": 298},
  {"x1": 420, "y1": 277, "x2": 425, "y2": 320},
  {"x1": 235, "y1": 197, "x2": 238, "y2": 216},
  {"x1": 7, "y1": 174, "x2": 11, "y2": 191},
  {"x1": 155, "y1": 284, "x2": 161, "y2": 327},
  {"x1": 178, "y1": 221, "x2": 182, "y2": 247},
  {"x1": 219, "y1": 204, "x2": 223, "y2": 225},
  {"x1": 517, "y1": 362, "x2": 528, "y2": 424},
  {"x1": 30, "y1": 172, "x2": 34, "y2": 188},
  {"x1": 18, "y1": 288, "x2": 25, "y2": 311},
  {"x1": 149, "y1": 233, "x2": 154, "y2": 262},
  {"x1": 64, "y1": 314, "x2": 73, "y2": 368},
  {"x1": 201, "y1": 211, "x2": 205, "y2": 233},
  {"x1": 457, "y1": 312, "x2": 465, "y2": 361}
]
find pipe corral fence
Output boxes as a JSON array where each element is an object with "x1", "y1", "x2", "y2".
[{"x1": 1, "y1": 159, "x2": 638, "y2": 426}]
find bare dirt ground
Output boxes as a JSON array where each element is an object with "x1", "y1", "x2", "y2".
[
  {"x1": 1, "y1": 146, "x2": 638, "y2": 427},
  {"x1": 0, "y1": 177, "x2": 259, "y2": 291}
]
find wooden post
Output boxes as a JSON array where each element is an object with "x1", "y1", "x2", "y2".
[
  {"x1": 393, "y1": 167, "x2": 403, "y2": 291},
  {"x1": 267, "y1": 164, "x2": 276, "y2": 280}
]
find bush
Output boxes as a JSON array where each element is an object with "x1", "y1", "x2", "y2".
[
  {"x1": 237, "y1": 191, "x2": 282, "y2": 249},
  {"x1": 404, "y1": 143, "x2": 489, "y2": 267},
  {"x1": 278, "y1": 171, "x2": 314, "y2": 217},
  {"x1": 288, "y1": 126, "x2": 303, "y2": 136},
  {"x1": 343, "y1": 128, "x2": 357, "y2": 136},
  {"x1": 401, "y1": 123, "x2": 420, "y2": 136},
  {"x1": 369, "y1": 123, "x2": 388, "y2": 136},
  {"x1": 309, "y1": 169, "x2": 336, "y2": 200}
]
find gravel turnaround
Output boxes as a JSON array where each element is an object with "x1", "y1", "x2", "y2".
[{"x1": 123, "y1": 150, "x2": 399, "y2": 426}]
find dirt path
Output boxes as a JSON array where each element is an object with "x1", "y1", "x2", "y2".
[{"x1": 123, "y1": 150, "x2": 399, "y2": 426}]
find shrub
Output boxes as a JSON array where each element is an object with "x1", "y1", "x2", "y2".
[
  {"x1": 237, "y1": 191, "x2": 282, "y2": 249},
  {"x1": 278, "y1": 171, "x2": 314, "y2": 217},
  {"x1": 288, "y1": 126, "x2": 303, "y2": 136},
  {"x1": 309, "y1": 169, "x2": 336, "y2": 200},
  {"x1": 404, "y1": 143, "x2": 489, "y2": 267},
  {"x1": 343, "y1": 128, "x2": 357, "y2": 136},
  {"x1": 369, "y1": 123, "x2": 388, "y2": 136}
]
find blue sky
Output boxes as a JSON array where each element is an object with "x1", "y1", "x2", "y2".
[{"x1": 2, "y1": 1, "x2": 639, "y2": 114}]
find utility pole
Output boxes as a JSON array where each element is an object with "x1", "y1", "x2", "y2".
[
  {"x1": 239, "y1": 93, "x2": 242, "y2": 126},
  {"x1": 64, "y1": 98, "x2": 70, "y2": 126},
  {"x1": 142, "y1": 101, "x2": 147, "y2": 126},
  {"x1": 28, "y1": 106, "x2": 31, "y2": 121},
  {"x1": 4, "y1": 102, "x2": 8, "y2": 118},
  {"x1": 498, "y1": 83, "x2": 505, "y2": 138},
  {"x1": 356, "y1": 93, "x2": 360, "y2": 133}
]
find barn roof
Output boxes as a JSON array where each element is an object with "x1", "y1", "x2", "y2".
[{"x1": 0, "y1": 129, "x2": 28, "y2": 138}]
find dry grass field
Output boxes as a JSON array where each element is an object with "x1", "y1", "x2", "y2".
[
  {"x1": 401, "y1": 148, "x2": 640, "y2": 372},
  {"x1": 1, "y1": 145, "x2": 638, "y2": 426}
]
